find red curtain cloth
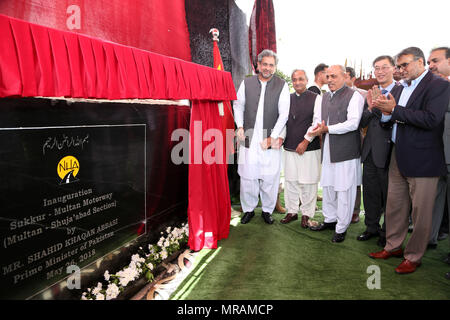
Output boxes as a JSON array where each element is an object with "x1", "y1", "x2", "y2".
[
  {"x1": 248, "y1": 0, "x2": 277, "y2": 70},
  {"x1": 188, "y1": 100, "x2": 231, "y2": 251},
  {"x1": 0, "y1": 0, "x2": 191, "y2": 61},
  {"x1": 0, "y1": 14, "x2": 236, "y2": 252},
  {"x1": 0, "y1": 14, "x2": 236, "y2": 101},
  {"x1": 213, "y1": 40, "x2": 235, "y2": 158}
]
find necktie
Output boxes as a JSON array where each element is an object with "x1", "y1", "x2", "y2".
[{"x1": 381, "y1": 89, "x2": 388, "y2": 96}]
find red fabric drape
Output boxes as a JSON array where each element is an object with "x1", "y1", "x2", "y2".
[
  {"x1": 213, "y1": 40, "x2": 236, "y2": 158},
  {"x1": 248, "y1": 0, "x2": 277, "y2": 71},
  {"x1": 188, "y1": 100, "x2": 231, "y2": 251},
  {"x1": 0, "y1": 0, "x2": 191, "y2": 61},
  {"x1": 0, "y1": 14, "x2": 236, "y2": 253},
  {"x1": 0, "y1": 14, "x2": 236, "y2": 101}
]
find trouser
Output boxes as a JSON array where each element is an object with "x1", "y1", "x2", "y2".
[
  {"x1": 429, "y1": 174, "x2": 448, "y2": 244},
  {"x1": 284, "y1": 180, "x2": 318, "y2": 218},
  {"x1": 322, "y1": 184, "x2": 357, "y2": 234},
  {"x1": 240, "y1": 175, "x2": 280, "y2": 214},
  {"x1": 353, "y1": 185, "x2": 361, "y2": 215},
  {"x1": 384, "y1": 148, "x2": 439, "y2": 263},
  {"x1": 362, "y1": 152, "x2": 388, "y2": 236}
]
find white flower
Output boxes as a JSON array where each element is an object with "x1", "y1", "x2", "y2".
[
  {"x1": 164, "y1": 240, "x2": 170, "y2": 248},
  {"x1": 105, "y1": 283, "x2": 120, "y2": 300},
  {"x1": 166, "y1": 227, "x2": 171, "y2": 233},
  {"x1": 104, "y1": 271, "x2": 110, "y2": 281},
  {"x1": 92, "y1": 283, "x2": 103, "y2": 295},
  {"x1": 147, "y1": 263, "x2": 154, "y2": 270},
  {"x1": 96, "y1": 293, "x2": 105, "y2": 300},
  {"x1": 117, "y1": 266, "x2": 140, "y2": 287},
  {"x1": 131, "y1": 254, "x2": 145, "y2": 264},
  {"x1": 161, "y1": 250, "x2": 168, "y2": 260}
]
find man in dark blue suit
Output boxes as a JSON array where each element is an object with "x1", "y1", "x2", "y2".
[
  {"x1": 368, "y1": 47, "x2": 450, "y2": 274},
  {"x1": 357, "y1": 55, "x2": 402, "y2": 247}
]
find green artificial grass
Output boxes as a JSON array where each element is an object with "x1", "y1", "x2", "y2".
[{"x1": 171, "y1": 196, "x2": 450, "y2": 300}]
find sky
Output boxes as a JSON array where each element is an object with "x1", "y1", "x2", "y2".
[{"x1": 235, "y1": 0, "x2": 449, "y2": 86}]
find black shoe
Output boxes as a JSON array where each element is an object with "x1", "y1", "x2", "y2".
[
  {"x1": 377, "y1": 236, "x2": 386, "y2": 248},
  {"x1": 261, "y1": 212, "x2": 274, "y2": 224},
  {"x1": 438, "y1": 232, "x2": 448, "y2": 241},
  {"x1": 427, "y1": 243, "x2": 438, "y2": 250},
  {"x1": 310, "y1": 221, "x2": 336, "y2": 231},
  {"x1": 356, "y1": 231, "x2": 378, "y2": 241},
  {"x1": 332, "y1": 231, "x2": 346, "y2": 243},
  {"x1": 241, "y1": 211, "x2": 255, "y2": 224},
  {"x1": 444, "y1": 253, "x2": 450, "y2": 265}
]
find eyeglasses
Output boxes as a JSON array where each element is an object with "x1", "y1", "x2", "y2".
[
  {"x1": 396, "y1": 58, "x2": 418, "y2": 70},
  {"x1": 373, "y1": 66, "x2": 392, "y2": 73}
]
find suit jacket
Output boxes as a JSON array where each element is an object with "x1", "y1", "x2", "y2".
[
  {"x1": 444, "y1": 99, "x2": 450, "y2": 164},
  {"x1": 308, "y1": 85, "x2": 321, "y2": 95},
  {"x1": 390, "y1": 71, "x2": 450, "y2": 177},
  {"x1": 360, "y1": 84, "x2": 403, "y2": 168}
]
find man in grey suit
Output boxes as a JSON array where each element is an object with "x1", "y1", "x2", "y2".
[
  {"x1": 357, "y1": 56, "x2": 402, "y2": 247},
  {"x1": 427, "y1": 47, "x2": 450, "y2": 252},
  {"x1": 426, "y1": 47, "x2": 450, "y2": 279},
  {"x1": 445, "y1": 97, "x2": 450, "y2": 280}
]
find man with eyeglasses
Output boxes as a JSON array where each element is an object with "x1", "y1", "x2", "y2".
[
  {"x1": 357, "y1": 56, "x2": 402, "y2": 247},
  {"x1": 234, "y1": 49, "x2": 290, "y2": 225},
  {"x1": 426, "y1": 47, "x2": 450, "y2": 279},
  {"x1": 368, "y1": 47, "x2": 450, "y2": 274}
]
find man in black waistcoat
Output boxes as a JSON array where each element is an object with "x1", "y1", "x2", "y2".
[{"x1": 279, "y1": 69, "x2": 322, "y2": 228}]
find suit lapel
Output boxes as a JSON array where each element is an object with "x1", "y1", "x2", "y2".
[
  {"x1": 405, "y1": 71, "x2": 432, "y2": 108},
  {"x1": 390, "y1": 83, "x2": 403, "y2": 102}
]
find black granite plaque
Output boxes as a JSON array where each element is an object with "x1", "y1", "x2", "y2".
[{"x1": 0, "y1": 124, "x2": 146, "y2": 299}]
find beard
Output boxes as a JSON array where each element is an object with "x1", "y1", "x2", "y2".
[{"x1": 260, "y1": 70, "x2": 273, "y2": 79}]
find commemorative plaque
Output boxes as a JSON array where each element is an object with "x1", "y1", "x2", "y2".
[
  {"x1": 0, "y1": 123, "x2": 146, "y2": 299},
  {"x1": 0, "y1": 96, "x2": 190, "y2": 299}
]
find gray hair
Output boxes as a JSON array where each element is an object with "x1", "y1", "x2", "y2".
[
  {"x1": 396, "y1": 47, "x2": 426, "y2": 66},
  {"x1": 258, "y1": 49, "x2": 278, "y2": 65},
  {"x1": 291, "y1": 69, "x2": 308, "y2": 81}
]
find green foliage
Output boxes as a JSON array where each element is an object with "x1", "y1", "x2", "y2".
[{"x1": 275, "y1": 69, "x2": 293, "y2": 91}]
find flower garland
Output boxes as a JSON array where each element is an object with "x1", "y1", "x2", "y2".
[{"x1": 82, "y1": 222, "x2": 189, "y2": 300}]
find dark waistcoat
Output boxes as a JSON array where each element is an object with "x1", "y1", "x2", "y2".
[
  {"x1": 243, "y1": 75, "x2": 285, "y2": 147},
  {"x1": 322, "y1": 85, "x2": 361, "y2": 162},
  {"x1": 284, "y1": 90, "x2": 320, "y2": 152}
]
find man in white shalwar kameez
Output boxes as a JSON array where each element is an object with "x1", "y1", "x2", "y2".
[
  {"x1": 233, "y1": 49, "x2": 290, "y2": 225},
  {"x1": 278, "y1": 69, "x2": 322, "y2": 228},
  {"x1": 306, "y1": 65, "x2": 364, "y2": 242}
]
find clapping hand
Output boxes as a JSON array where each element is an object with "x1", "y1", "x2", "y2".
[
  {"x1": 308, "y1": 120, "x2": 328, "y2": 137},
  {"x1": 372, "y1": 93, "x2": 396, "y2": 115},
  {"x1": 367, "y1": 85, "x2": 380, "y2": 111}
]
